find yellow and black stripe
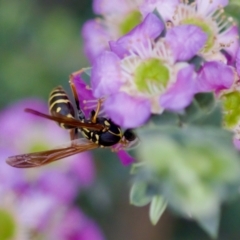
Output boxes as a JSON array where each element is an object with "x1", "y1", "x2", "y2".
[{"x1": 48, "y1": 86, "x2": 76, "y2": 129}]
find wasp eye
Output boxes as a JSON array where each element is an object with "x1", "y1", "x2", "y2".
[{"x1": 124, "y1": 129, "x2": 136, "y2": 141}]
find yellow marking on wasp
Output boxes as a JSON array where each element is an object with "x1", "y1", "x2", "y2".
[
  {"x1": 95, "y1": 140, "x2": 99, "y2": 144},
  {"x1": 50, "y1": 88, "x2": 65, "y2": 95},
  {"x1": 108, "y1": 129, "x2": 122, "y2": 137},
  {"x1": 104, "y1": 120, "x2": 110, "y2": 126},
  {"x1": 95, "y1": 134, "x2": 99, "y2": 141},
  {"x1": 50, "y1": 99, "x2": 70, "y2": 110},
  {"x1": 82, "y1": 127, "x2": 90, "y2": 132},
  {"x1": 90, "y1": 132, "x2": 94, "y2": 137},
  {"x1": 66, "y1": 114, "x2": 74, "y2": 118},
  {"x1": 81, "y1": 131, "x2": 88, "y2": 138},
  {"x1": 100, "y1": 145, "x2": 104, "y2": 148},
  {"x1": 49, "y1": 93, "x2": 67, "y2": 102},
  {"x1": 56, "y1": 107, "x2": 61, "y2": 113}
]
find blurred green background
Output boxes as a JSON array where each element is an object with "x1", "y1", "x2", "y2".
[{"x1": 2, "y1": 0, "x2": 240, "y2": 239}]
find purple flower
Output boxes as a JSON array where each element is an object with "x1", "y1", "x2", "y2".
[
  {"x1": 0, "y1": 184, "x2": 105, "y2": 240},
  {"x1": 236, "y1": 47, "x2": 240, "y2": 76},
  {"x1": 197, "y1": 61, "x2": 235, "y2": 94},
  {"x1": 0, "y1": 99, "x2": 104, "y2": 239},
  {"x1": 220, "y1": 47, "x2": 240, "y2": 150},
  {"x1": 0, "y1": 99, "x2": 96, "y2": 185},
  {"x1": 166, "y1": 0, "x2": 239, "y2": 62},
  {"x1": 104, "y1": 92, "x2": 151, "y2": 127},
  {"x1": 90, "y1": 14, "x2": 206, "y2": 128},
  {"x1": 72, "y1": 73, "x2": 136, "y2": 165},
  {"x1": 0, "y1": 148, "x2": 27, "y2": 192},
  {"x1": 18, "y1": 190, "x2": 60, "y2": 232},
  {"x1": 91, "y1": 51, "x2": 123, "y2": 98},
  {"x1": 109, "y1": 13, "x2": 165, "y2": 58},
  {"x1": 160, "y1": 65, "x2": 198, "y2": 111},
  {"x1": 82, "y1": 20, "x2": 111, "y2": 64},
  {"x1": 0, "y1": 99, "x2": 65, "y2": 152},
  {"x1": 233, "y1": 137, "x2": 240, "y2": 151},
  {"x1": 69, "y1": 152, "x2": 96, "y2": 187},
  {"x1": 50, "y1": 207, "x2": 105, "y2": 240},
  {"x1": 73, "y1": 71, "x2": 103, "y2": 118},
  {"x1": 36, "y1": 170, "x2": 78, "y2": 204},
  {"x1": 82, "y1": 0, "x2": 145, "y2": 62},
  {"x1": 0, "y1": 187, "x2": 61, "y2": 239},
  {"x1": 116, "y1": 149, "x2": 136, "y2": 166},
  {"x1": 165, "y1": 25, "x2": 208, "y2": 61},
  {"x1": 140, "y1": 0, "x2": 180, "y2": 20}
]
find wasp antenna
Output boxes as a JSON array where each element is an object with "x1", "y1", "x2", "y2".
[
  {"x1": 24, "y1": 108, "x2": 58, "y2": 120},
  {"x1": 24, "y1": 108, "x2": 44, "y2": 116}
]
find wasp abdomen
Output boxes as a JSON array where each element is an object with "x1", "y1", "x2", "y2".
[{"x1": 49, "y1": 86, "x2": 75, "y2": 129}]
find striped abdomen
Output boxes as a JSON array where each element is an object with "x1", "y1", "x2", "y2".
[{"x1": 48, "y1": 86, "x2": 75, "y2": 129}]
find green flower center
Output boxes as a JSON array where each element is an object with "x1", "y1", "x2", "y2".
[
  {"x1": 182, "y1": 18, "x2": 215, "y2": 53},
  {"x1": 0, "y1": 209, "x2": 16, "y2": 240},
  {"x1": 119, "y1": 10, "x2": 142, "y2": 35},
  {"x1": 134, "y1": 59, "x2": 170, "y2": 94},
  {"x1": 222, "y1": 91, "x2": 240, "y2": 128}
]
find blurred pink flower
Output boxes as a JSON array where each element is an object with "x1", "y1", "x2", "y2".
[
  {"x1": 82, "y1": 0, "x2": 144, "y2": 62},
  {"x1": 0, "y1": 99, "x2": 96, "y2": 188},
  {"x1": 0, "y1": 98, "x2": 105, "y2": 239},
  {"x1": 50, "y1": 207, "x2": 105, "y2": 240}
]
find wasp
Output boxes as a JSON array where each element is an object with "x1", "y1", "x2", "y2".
[{"x1": 6, "y1": 70, "x2": 137, "y2": 168}]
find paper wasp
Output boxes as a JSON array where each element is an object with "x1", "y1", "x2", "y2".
[{"x1": 6, "y1": 70, "x2": 137, "y2": 168}]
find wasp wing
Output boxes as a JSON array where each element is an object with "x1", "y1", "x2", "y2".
[
  {"x1": 25, "y1": 108, "x2": 104, "y2": 131},
  {"x1": 6, "y1": 138, "x2": 98, "y2": 168}
]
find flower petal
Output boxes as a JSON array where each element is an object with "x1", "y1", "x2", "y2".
[
  {"x1": 93, "y1": 0, "x2": 131, "y2": 15},
  {"x1": 104, "y1": 92, "x2": 151, "y2": 128},
  {"x1": 218, "y1": 25, "x2": 239, "y2": 63},
  {"x1": 109, "y1": 13, "x2": 164, "y2": 58},
  {"x1": 233, "y1": 137, "x2": 240, "y2": 151},
  {"x1": 0, "y1": 148, "x2": 26, "y2": 191},
  {"x1": 236, "y1": 48, "x2": 240, "y2": 76},
  {"x1": 197, "y1": 61, "x2": 234, "y2": 93},
  {"x1": 82, "y1": 20, "x2": 110, "y2": 63},
  {"x1": 72, "y1": 71, "x2": 100, "y2": 118},
  {"x1": 116, "y1": 150, "x2": 135, "y2": 165},
  {"x1": 91, "y1": 51, "x2": 123, "y2": 98},
  {"x1": 160, "y1": 65, "x2": 196, "y2": 111},
  {"x1": 140, "y1": 0, "x2": 180, "y2": 20},
  {"x1": 37, "y1": 170, "x2": 77, "y2": 204},
  {"x1": 196, "y1": 0, "x2": 228, "y2": 15},
  {"x1": 165, "y1": 25, "x2": 207, "y2": 61},
  {"x1": 69, "y1": 152, "x2": 96, "y2": 187},
  {"x1": 53, "y1": 207, "x2": 105, "y2": 240}
]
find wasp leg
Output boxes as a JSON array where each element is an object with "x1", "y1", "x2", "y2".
[
  {"x1": 69, "y1": 69, "x2": 85, "y2": 121},
  {"x1": 91, "y1": 99, "x2": 104, "y2": 123},
  {"x1": 69, "y1": 128, "x2": 78, "y2": 141}
]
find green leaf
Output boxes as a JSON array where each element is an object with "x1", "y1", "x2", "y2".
[
  {"x1": 130, "y1": 182, "x2": 152, "y2": 207},
  {"x1": 149, "y1": 195, "x2": 167, "y2": 225},
  {"x1": 188, "y1": 55, "x2": 204, "y2": 71},
  {"x1": 130, "y1": 162, "x2": 145, "y2": 174},
  {"x1": 0, "y1": 209, "x2": 16, "y2": 240},
  {"x1": 195, "y1": 207, "x2": 220, "y2": 239},
  {"x1": 150, "y1": 111, "x2": 179, "y2": 127},
  {"x1": 135, "y1": 125, "x2": 240, "y2": 220},
  {"x1": 193, "y1": 104, "x2": 222, "y2": 127},
  {"x1": 195, "y1": 93, "x2": 215, "y2": 112},
  {"x1": 178, "y1": 99, "x2": 202, "y2": 124}
]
